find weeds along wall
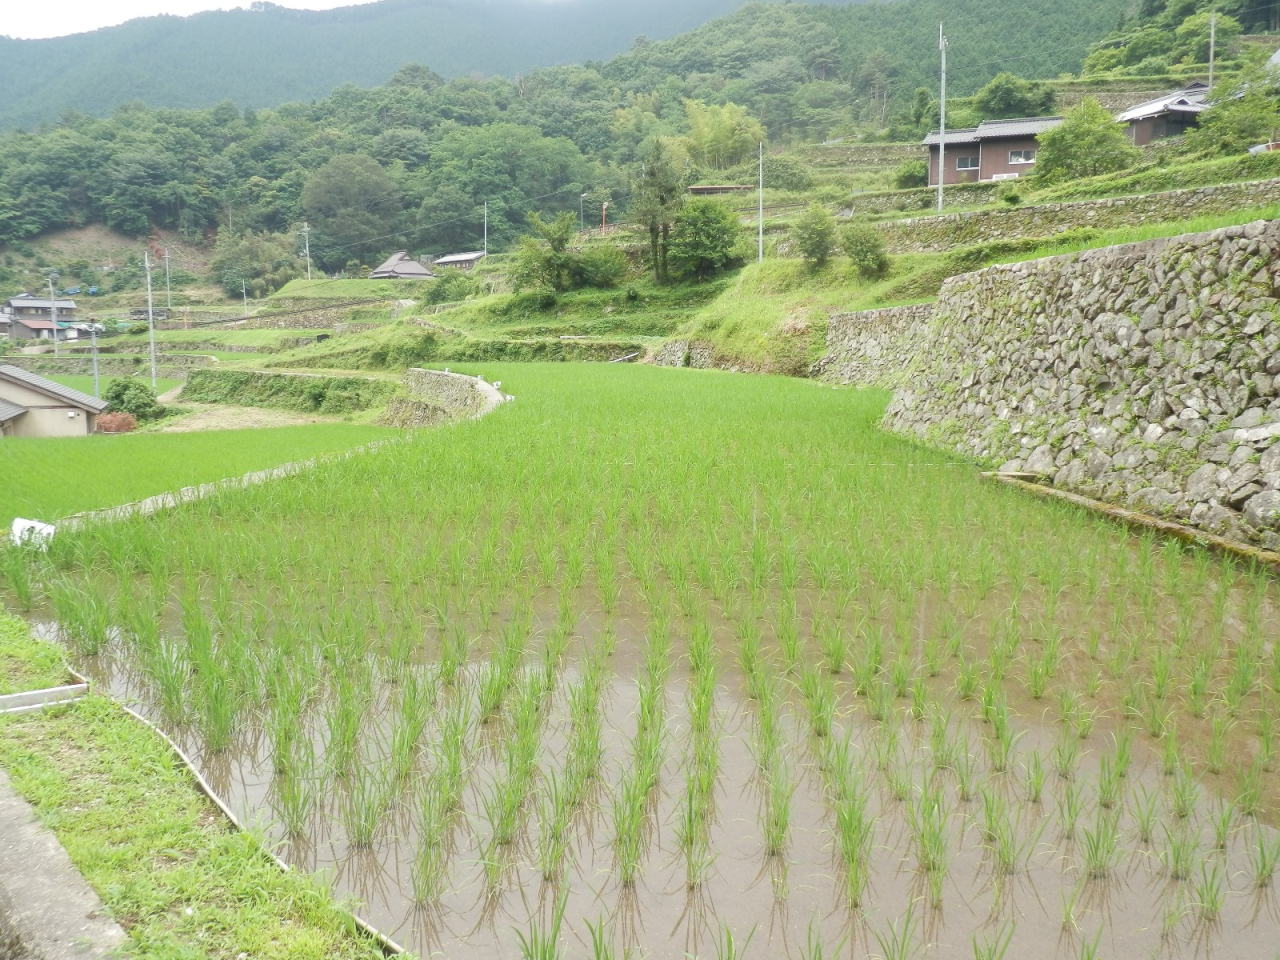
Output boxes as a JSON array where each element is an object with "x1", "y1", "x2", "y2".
[
  {"x1": 847, "y1": 182, "x2": 998, "y2": 217},
  {"x1": 872, "y1": 179, "x2": 1280, "y2": 254},
  {"x1": 0, "y1": 355, "x2": 205, "y2": 380},
  {"x1": 181, "y1": 369, "x2": 398, "y2": 415},
  {"x1": 818, "y1": 220, "x2": 1280, "y2": 550}
]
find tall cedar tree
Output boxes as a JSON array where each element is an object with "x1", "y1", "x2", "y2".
[{"x1": 632, "y1": 140, "x2": 685, "y2": 284}]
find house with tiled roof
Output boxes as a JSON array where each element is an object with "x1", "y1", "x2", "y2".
[
  {"x1": 924, "y1": 116, "x2": 1064, "y2": 187},
  {"x1": 0, "y1": 364, "x2": 108, "y2": 438}
]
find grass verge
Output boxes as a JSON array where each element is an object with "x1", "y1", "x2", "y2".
[
  {"x1": 0, "y1": 626, "x2": 385, "y2": 958},
  {"x1": 0, "y1": 607, "x2": 65, "y2": 695}
]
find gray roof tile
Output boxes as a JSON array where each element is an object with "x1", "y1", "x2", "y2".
[
  {"x1": 0, "y1": 364, "x2": 109, "y2": 413},
  {"x1": 0, "y1": 398, "x2": 27, "y2": 423}
]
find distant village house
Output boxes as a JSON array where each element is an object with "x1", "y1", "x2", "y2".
[
  {"x1": 0, "y1": 365, "x2": 108, "y2": 438},
  {"x1": 369, "y1": 251, "x2": 434, "y2": 280},
  {"x1": 5, "y1": 294, "x2": 79, "y2": 341},
  {"x1": 430, "y1": 251, "x2": 487, "y2": 272}
]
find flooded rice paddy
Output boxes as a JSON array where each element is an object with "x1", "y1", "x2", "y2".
[{"x1": 7, "y1": 366, "x2": 1280, "y2": 958}]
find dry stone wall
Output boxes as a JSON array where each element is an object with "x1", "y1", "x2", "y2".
[
  {"x1": 873, "y1": 178, "x2": 1280, "y2": 254},
  {"x1": 818, "y1": 220, "x2": 1280, "y2": 550},
  {"x1": 846, "y1": 182, "x2": 997, "y2": 218}
]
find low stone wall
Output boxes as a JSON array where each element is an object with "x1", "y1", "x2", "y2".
[
  {"x1": 402, "y1": 367, "x2": 504, "y2": 417},
  {"x1": 873, "y1": 178, "x2": 1280, "y2": 253},
  {"x1": 847, "y1": 182, "x2": 998, "y2": 218},
  {"x1": 818, "y1": 219, "x2": 1280, "y2": 549},
  {"x1": 653, "y1": 341, "x2": 715, "y2": 369},
  {"x1": 0, "y1": 355, "x2": 204, "y2": 380},
  {"x1": 181, "y1": 369, "x2": 398, "y2": 415},
  {"x1": 379, "y1": 397, "x2": 453, "y2": 428}
]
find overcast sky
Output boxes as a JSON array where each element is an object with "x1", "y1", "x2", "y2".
[{"x1": 2, "y1": 0, "x2": 383, "y2": 40}]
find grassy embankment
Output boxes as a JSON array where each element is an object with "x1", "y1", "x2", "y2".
[
  {"x1": 45, "y1": 375, "x2": 183, "y2": 397},
  {"x1": 0, "y1": 610, "x2": 386, "y2": 959},
  {"x1": 678, "y1": 201, "x2": 1280, "y2": 371},
  {"x1": 0, "y1": 424, "x2": 393, "y2": 527}
]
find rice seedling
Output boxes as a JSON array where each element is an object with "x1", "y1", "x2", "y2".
[
  {"x1": 1162, "y1": 824, "x2": 1198, "y2": 882},
  {"x1": 342, "y1": 762, "x2": 391, "y2": 848},
  {"x1": 514, "y1": 888, "x2": 568, "y2": 960},
  {"x1": 871, "y1": 902, "x2": 919, "y2": 960},
  {"x1": 1023, "y1": 750, "x2": 1045, "y2": 804},
  {"x1": 972, "y1": 921, "x2": 1015, "y2": 960},
  {"x1": 1192, "y1": 861, "x2": 1225, "y2": 923},
  {"x1": 1080, "y1": 807, "x2": 1121, "y2": 879},
  {"x1": 1247, "y1": 824, "x2": 1280, "y2": 887},
  {"x1": 1058, "y1": 781, "x2": 1085, "y2": 842},
  {"x1": 1132, "y1": 786, "x2": 1159, "y2": 846}
]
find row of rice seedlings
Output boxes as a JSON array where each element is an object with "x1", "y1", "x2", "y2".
[
  {"x1": 412, "y1": 692, "x2": 474, "y2": 903},
  {"x1": 678, "y1": 615, "x2": 720, "y2": 890}
]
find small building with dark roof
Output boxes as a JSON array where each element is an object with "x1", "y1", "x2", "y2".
[
  {"x1": 0, "y1": 364, "x2": 108, "y2": 438},
  {"x1": 1117, "y1": 83, "x2": 1210, "y2": 146},
  {"x1": 430, "y1": 251, "x2": 487, "y2": 272},
  {"x1": 369, "y1": 252, "x2": 435, "y2": 280},
  {"x1": 924, "y1": 116, "x2": 1064, "y2": 187}
]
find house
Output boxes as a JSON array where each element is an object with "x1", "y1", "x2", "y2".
[
  {"x1": 0, "y1": 364, "x2": 108, "y2": 438},
  {"x1": 8, "y1": 318, "x2": 77, "y2": 342},
  {"x1": 924, "y1": 117, "x2": 1064, "y2": 187},
  {"x1": 687, "y1": 185, "x2": 754, "y2": 196},
  {"x1": 430, "y1": 251, "x2": 487, "y2": 272},
  {"x1": 1117, "y1": 82, "x2": 1210, "y2": 146},
  {"x1": 369, "y1": 251, "x2": 434, "y2": 280},
  {"x1": 7, "y1": 294, "x2": 78, "y2": 322}
]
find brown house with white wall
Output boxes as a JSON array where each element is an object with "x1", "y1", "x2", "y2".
[
  {"x1": 1117, "y1": 83, "x2": 1209, "y2": 146},
  {"x1": 924, "y1": 117, "x2": 1064, "y2": 187},
  {"x1": 0, "y1": 365, "x2": 108, "y2": 438}
]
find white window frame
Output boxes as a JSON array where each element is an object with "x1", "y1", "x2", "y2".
[
  {"x1": 956, "y1": 155, "x2": 979, "y2": 170},
  {"x1": 1008, "y1": 149, "x2": 1036, "y2": 165}
]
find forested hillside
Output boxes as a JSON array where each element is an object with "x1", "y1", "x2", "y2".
[
  {"x1": 0, "y1": 0, "x2": 835, "y2": 131},
  {"x1": 0, "y1": 0, "x2": 1128, "y2": 133},
  {"x1": 0, "y1": 0, "x2": 1130, "y2": 289}
]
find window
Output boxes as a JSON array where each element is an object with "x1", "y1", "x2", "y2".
[
  {"x1": 956, "y1": 156, "x2": 979, "y2": 170},
  {"x1": 1009, "y1": 149, "x2": 1036, "y2": 164}
]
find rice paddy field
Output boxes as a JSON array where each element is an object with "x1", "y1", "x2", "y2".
[
  {"x1": 4, "y1": 363, "x2": 1279, "y2": 960},
  {"x1": 0, "y1": 424, "x2": 393, "y2": 528}
]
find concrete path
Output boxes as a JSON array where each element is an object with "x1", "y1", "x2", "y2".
[{"x1": 0, "y1": 768, "x2": 126, "y2": 959}]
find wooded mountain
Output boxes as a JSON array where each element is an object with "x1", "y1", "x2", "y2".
[{"x1": 0, "y1": 0, "x2": 871, "y2": 131}]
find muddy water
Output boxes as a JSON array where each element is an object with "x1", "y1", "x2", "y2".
[{"x1": 50, "y1": 580, "x2": 1280, "y2": 960}]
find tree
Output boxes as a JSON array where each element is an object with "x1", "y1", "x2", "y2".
[
  {"x1": 793, "y1": 203, "x2": 837, "y2": 270},
  {"x1": 1033, "y1": 98, "x2": 1140, "y2": 184},
  {"x1": 667, "y1": 199, "x2": 742, "y2": 281},
  {"x1": 1173, "y1": 12, "x2": 1242, "y2": 63},
  {"x1": 1187, "y1": 68, "x2": 1280, "y2": 155},
  {"x1": 973, "y1": 73, "x2": 1055, "y2": 121},
  {"x1": 841, "y1": 223, "x2": 890, "y2": 279},
  {"x1": 684, "y1": 100, "x2": 766, "y2": 170},
  {"x1": 103, "y1": 377, "x2": 163, "y2": 421},
  {"x1": 302, "y1": 154, "x2": 401, "y2": 270},
  {"x1": 631, "y1": 139, "x2": 685, "y2": 283},
  {"x1": 512, "y1": 211, "x2": 579, "y2": 293}
]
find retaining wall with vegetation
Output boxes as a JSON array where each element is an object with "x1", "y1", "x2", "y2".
[
  {"x1": 817, "y1": 220, "x2": 1280, "y2": 550},
  {"x1": 846, "y1": 181, "x2": 998, "y2": 218},
  {"x1": 871, "y1": 178, "x2": 1280, "y2": 254},
  {"x1": 181, "y1": 369, "x2": 399, "y2": 415},
  {"x1": 0, "y1": 354, "x2": 204, "y2": 380}
]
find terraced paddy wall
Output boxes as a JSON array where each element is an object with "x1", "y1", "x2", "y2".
[{"x1": 819, "y1": 219, "x2": 1280, "y2": 549}]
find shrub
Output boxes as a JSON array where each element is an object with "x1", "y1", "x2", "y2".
[
  {"x1": 103, "y1": 377, "x2": 164, "y2": 421},
  {"x1": 572, "y1": 245, "x2": 630, "y2": 288},
  {"x1": 893, "y1": 159, "x2": 929, "y2": 190},
  {"x1": 793, "y1": 203, "x2": 837, "y2": 270},
  {"x1": 424, "y1": 267, "x2": 478, "y2": 305},
  {"x1": 668, "y1": 199, "x2": 743, "y2": 281},
  {"x1": 1034, "y1": 98, "x2": 1140, "y2": 184},
  {"x1": 97, "y1": 412, "x2": 137, "y2": 434},
  {"x1": 842, "y1": 223, "x2": 891, "y2": 279}
]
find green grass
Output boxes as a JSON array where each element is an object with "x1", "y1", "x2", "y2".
[
  {"x1": 0, "y1": 607, "x2": 66, "y2": 695},
  {"x1": 0, "y1": 620, "x2": 384, "y2": 958},
  {"x1": 0, "y1": 424, "x2": 393, "y2": 526},
  {"x1": 144, "y1": 328, "x2": 331, "y2": 347},
  {"x1": 44, "y1": 375, "x2": 182, "y2": 398}
]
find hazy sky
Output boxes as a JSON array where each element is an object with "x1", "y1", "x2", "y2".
[{"x1": 2, "y1": 0, "x2": 383, "y2": 40}]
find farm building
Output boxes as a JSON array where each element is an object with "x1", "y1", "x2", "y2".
[
  {"x1": 924, "y1": 116, "x2": 1064, "y2": 186},
  {"x1": 369, "y1": 252, "x2": 434, "y2": 280},
  {"x1": 0, "y1": 364, "x2": 108, "y2": 438},
  {"x1": 1117, "y1": 83, "x2": 1210, "y2": 146},
  {"x1": 431, "y1": 251, "x2": 487, "y2": 272}
]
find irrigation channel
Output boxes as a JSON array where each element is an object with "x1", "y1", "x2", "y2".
[{"x1": 5, "y1": 364, "x2": 1280, "y2": 959}]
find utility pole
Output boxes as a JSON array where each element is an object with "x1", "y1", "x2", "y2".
[
  {"x1": 938, "y1": 24, "x2": 948, "y2": 214},
  {"x1": 602, "y1": 202, "x2": 609, "y2": 236},
  {"x1": 164, "y1": 248, "x2": 172, "y2": 314},
  {"x1": 580, "y1": 193, "x2": 587, "y2": 232},
  {"x1": 302, "y1": 221, "x2": 312, "y2": 280},
  {"x1": 483, "y1": 202, "x2": 489, "y2": 257},
  {"x1": 758, "y1": 141, "x2": 764, "y2": 263},
  {"x1": 91, "y1": 324, "x2": 100, "y2": 398},
  {"x1": 47, "y1": 273, "x2": 59, "y2": 357},
  {"x1": 1208, "y1": 11, "x2": 1217, "y2": 91},
  {"x1": 145, "y1": 251, "x2": 157, "y2": 391},
  {"x1": 241, "y1": 279, "x2": 248, "y2": 316}
]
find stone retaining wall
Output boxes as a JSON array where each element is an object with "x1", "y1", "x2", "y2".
[
  {"x1": 402, "y1": 367, "x2": 503, "y2": 417},
  {"x1": 873, "y1": 178, "x2": 1280, "y2": 253},
  {"x1": 817, "y1": 220, "x2": 1280, "y2": 549},
  {"x1": 0, "y1": 355, "x2": 204, "y2": 380},
  {"x1": 847, "y1": 182, "x2": 998, "y2": 218},
  {"x1": 653, "y1": 340, "x2": 715, "y2": 369}
]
